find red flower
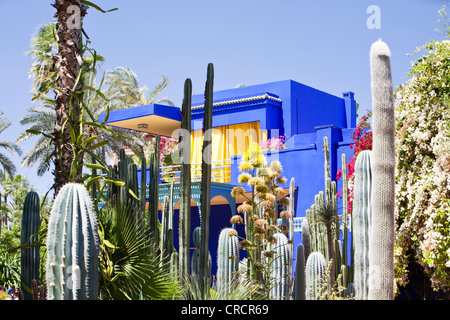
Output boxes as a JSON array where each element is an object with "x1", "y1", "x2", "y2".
[{"x1": 336, "y1": 110, "x2": 372, "y2": 215}]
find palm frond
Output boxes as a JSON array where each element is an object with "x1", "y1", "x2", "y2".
[{"x1": 98, "y1": 200, "x2": 182, "y2": 300}]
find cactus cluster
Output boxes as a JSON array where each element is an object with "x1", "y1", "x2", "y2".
[
  {"x1": 297, "y1": 40, "x2": 396, "y2": 301},
  {"x1": 301, "y1": 138, "x2": 353, "y2": 299},
  {"x1": 305, "y1": 137, "x2": 347, "y2": 287}
]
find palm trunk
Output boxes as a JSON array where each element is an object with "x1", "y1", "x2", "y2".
[{"x1": 52, "y1": 0, "x2": 87, "y2": 196}]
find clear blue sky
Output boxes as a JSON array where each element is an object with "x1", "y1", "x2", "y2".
[{"x1": 0, "y1": 0, "x2": 447, "y2": 196}]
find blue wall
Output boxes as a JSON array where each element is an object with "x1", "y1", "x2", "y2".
[
  {"x1": 137, "y1": 79, "x2": 357, "y2": 276},
  {"x1": 190, "y1": 80, "x2": 356, "y2": 138}
]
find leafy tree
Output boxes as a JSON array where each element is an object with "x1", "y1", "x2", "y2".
[
  {"x1": 394, "y1": 39, "x2": 450, "y2": 297},
  {"x1": 0, "y1": 174, "x2": 34, "y2": 227}
]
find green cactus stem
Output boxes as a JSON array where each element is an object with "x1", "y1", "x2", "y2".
[
  {"x1": 179, "y1": 78, "x2": 192, "y2": 278},
  {"x1": 199, "y1": 63, "x2": 214, "y2": 284},
  {"x1": 149, "y1": 135, "x2": 161, "y2": 244},
  {"x1": 294, "y1": 244, "x2": 306, "y2": 300},
  {"x1": 368, "y1": 40, "x2": 396, "y2": 300},
  {"x1": 46, "y1": 183, "x2": 99, "y2": 300},
  {"x1": 20, "y1": 191, "x2": 41, "y2": 300},
  {"x1": 303, "y1": 219, "x2": 312, "y2": 260},
  {"x1": 140, "y1": 155, "x2": 147, "y2": 221},
  {"x1": 353, "y1": 150, "x2": 372, "y2": 300}
]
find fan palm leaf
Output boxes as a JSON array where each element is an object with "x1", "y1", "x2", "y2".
[{"x1": 98, "y1": 200, "x2": 181, "y2": 300}]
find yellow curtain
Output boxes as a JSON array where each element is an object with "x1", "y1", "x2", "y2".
[{"x1": 191, "y1": 121, "x2": 261, "y2": 182}]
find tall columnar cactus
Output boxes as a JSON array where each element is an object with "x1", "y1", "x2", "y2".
[
  {"x1": 270, "y1": 232, "x2": 292, "y2": 300},
  {"x1": 140, "y1": 155, "x2": 147, "y2": 219},
  {"x1": 294, "y1": 244, "x2": 306, "y2": 300},
  {"x1": 368, "y1": 40, "x2": 396, "y2": 300},
  {"x1": 20, "y1": 191, "x2": 41, "y2": 300},
  {"x1": 305, "y1": 251, "x2": 327, "y2": 300},
  {"x1": 353, "y1": 150, "x2": 373, "y2": 300},
  {"x1": 216, "y1": 228, "x2": 239, "y2": 294},
  {"x1": 199, "y1": 63, "x2": 214, "y2": 282},
  {"x1": 46, "y1": 183, "x2": 99, "y2": 300},
  {"x1": 149, "y1": 135, "x2": 161, "y2": 244},
  {"x1": 341, "y1": 153, "x2": 349, "y2": 268},
  {"x1": 179, "y1": 78, "x2": 192, "y2": 278}
]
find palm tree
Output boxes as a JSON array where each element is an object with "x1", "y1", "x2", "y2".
[
  {"x1": 105, "y1": 66, "x2": 175, "y2": 108},
  {"x1": 16, "y1": 98, "x2": 55, "y2": 177},
  {"x1": 52, "y1": 0, "x2": 88, "y2": 194},
  {"x1": 22, "y1": 22, "x2": 174, "y2": 180},
  {"x1": 0, "y1": 113, "x2": 21, "y2": 176},
  {"x1": 18, "y1": 68, "x2": 174, "y2": 176}
]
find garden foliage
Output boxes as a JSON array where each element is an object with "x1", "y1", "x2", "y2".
[{"x1": 394, "y1": 40, "x2": 450, "y2": 292}]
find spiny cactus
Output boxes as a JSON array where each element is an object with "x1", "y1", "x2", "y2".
[
  {"x1": 20, "y1": 191, "x2": 41, "y2": 300},
  {"x1": 305, "y1": 251, "x2": 327, "y2": 300},
  {"x1": 368, "y1": 40, "x2": 396, "y2": 300},
  {"x1": 179, "y1": 78, "x2": 192, "y2": 277},
  {"x1": 46, "y1": 183, "x2": 99, "y2": 300},
  {"x1": 353, "y1": 150, "x2": 372, "y2": 300},
  {"x1": 216, "y1": 228, "x2": 239, "y2": 295},
  {"x1": 270, "y1": 232, "x2": 292, "y2": 300}
]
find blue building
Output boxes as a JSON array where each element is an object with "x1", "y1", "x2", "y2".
[{"x1": 99, "y1": 79, "x2": 356, "y2": 275}]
